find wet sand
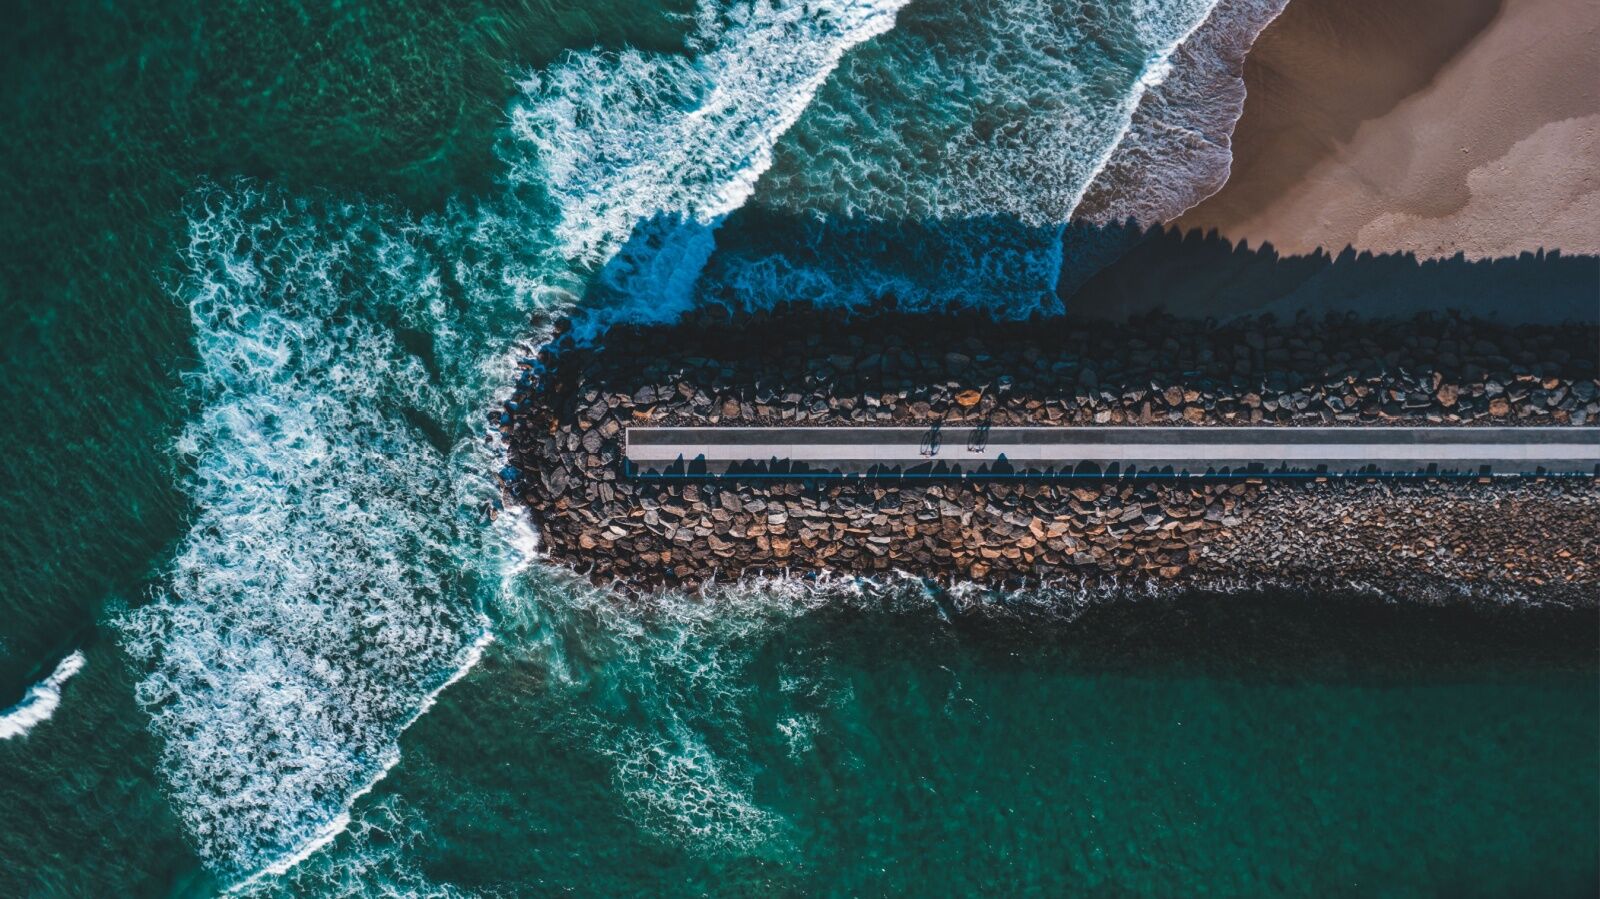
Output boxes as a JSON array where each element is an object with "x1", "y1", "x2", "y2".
[{"x1": 1178, "y1": 0, "x2": 1600, "y2": 259}]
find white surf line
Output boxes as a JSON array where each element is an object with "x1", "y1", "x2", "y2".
[
  {"x1": 1162, "y1": 0, "x2": 1291, "y2": 222},
  {"x1": 515, "y1": 0, "x2": 912, "y2": 264},
  {"x1": 679, "y1": 0, "x2": 911, "y2": 233},
  {"x1": 225, "y1": 627, "x2": 495, "y2": 895},
  {"x1": 0, "y1": 651, "x2": 86, "y2": 740},
  {"x1": 1062, "y1": 0, "x2": 1225, "y2": 222}
]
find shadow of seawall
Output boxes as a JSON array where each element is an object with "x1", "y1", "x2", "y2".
[
  {"x1": 1065, "y1": 220, "x2": 1600, "y2": 324},
  {"x1": 572, "y1": 211, "x2": 1598, "y2": 341}
]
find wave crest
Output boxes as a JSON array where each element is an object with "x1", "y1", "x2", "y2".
[
  {"x1": 756, "y1": 0, "x2": 1221, "y2": 224},
  {"x1": 505, "y1": 0, "x2": 910, "y2": 264},
  {"x1": 0, "y1": 651, "x2": 86, "y2": 741},
  {"x1": 1075, "y1": 0, "x2": 1289, "y2": 224}
]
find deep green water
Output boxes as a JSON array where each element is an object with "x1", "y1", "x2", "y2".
[{"x1": 0, "y1": 2, "x2": 1595, "y2": 896}]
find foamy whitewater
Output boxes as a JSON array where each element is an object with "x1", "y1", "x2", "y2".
[
  {"x1": 0, "y1": 651, "x2": 85, "y2": 741},
  {"x1": 107, "y1": 0, "x2": 1280, "y2": 886},
  {"x1": 1075, "y1": 0, "x2": 1289, "y2": 224},
  {"x1": 688, "y1": 0, "x2": 1248, "y2": 320}
]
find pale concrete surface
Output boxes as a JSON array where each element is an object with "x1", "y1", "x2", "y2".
[{"x1": 625, "y1": 426, "x2": 1600, "y2": 478}]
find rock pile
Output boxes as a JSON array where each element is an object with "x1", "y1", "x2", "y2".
[
  {"x1": 500, "y1": 305, "x2": 1598, "y2": 597},
  {"x1": 535, "y1": 477, "x2": 1261, "y2": 587},
  {"x1": 1206, "y1": 479, "x2": 1600, "y2": 604}
]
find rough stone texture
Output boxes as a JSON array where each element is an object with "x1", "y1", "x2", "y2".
[
  {"x1": 499, "y1": 305, "x2": 1599, "y2": 600},
  {"x1": 1205, "y1": 479, "x2": 1600, "y2": 602}
]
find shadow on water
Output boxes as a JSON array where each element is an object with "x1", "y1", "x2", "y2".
[
  {"x1": 565, "y1": 211, "x2": 1599, "y2": 344},
  {"x1": 770, "y1": 586, "x2": 1600, "y2": 688},
  {"x1": 1064, "y1": 219, "x2": 1600, "y2": 323},
  {"x1": 544, "y1": 213, "x2": 1599, "y2": 414}
]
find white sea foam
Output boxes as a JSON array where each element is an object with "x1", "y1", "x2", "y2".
[
  {"x1": 229, "y1": 631, "x2": 495, "y2": 896},
  {"x1": 121, "y1": 187, "x2": 494, "y2": 878},
  {"x1": 1076, "y1": 0, "x2": 1290, "y2": 225},
  {"x1": 756, "y1": 0, "x2": 1220, "y2": 225},
  {"x1": 0, "y1": 650, "x2": 85, "y2": 740},
  {"x1": 1067, "y1": 0, "x2": 1226, "y2": 221},
  {"x1": 505, "y1": 0, "x2": 910, "y2": 263},
  {"x1": 125, "y1": 0, "x2": 913, "y2": 883},
  {"x1": 504, "y1": 0, "x2": 911, "y2": 340},
  {"x1": 611, "y1": 720, "x2": 781, "y2": 850},
  {"x1": 776, "y1": 712, "x2": 821, "y2": 758},
  {"x1": 649, "y1": 0, "x2": 1226, "y2": 323},
  {"x1": 238, "y1": 797, "x2": 478, "y2": 899}
]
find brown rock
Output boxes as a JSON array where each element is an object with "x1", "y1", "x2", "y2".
[{"x1": 955, "y1": 389, "x2": 983, "y2": 408}]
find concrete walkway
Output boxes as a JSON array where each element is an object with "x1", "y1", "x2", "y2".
[{"x1": 624, "y1": 426, "x2": 1600, "y2": 478}]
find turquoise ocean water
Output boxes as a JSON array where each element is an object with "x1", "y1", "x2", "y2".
[{"x1": 0, "y1": 2, "x2": 1595, "y2": 895}]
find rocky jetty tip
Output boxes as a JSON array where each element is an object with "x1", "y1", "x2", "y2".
[{"x1": 500, "y1": 305, "x2": 1600, "y2": 603}]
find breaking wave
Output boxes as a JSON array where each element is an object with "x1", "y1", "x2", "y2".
[
  {"x1": 755, "y1": 0, "x2": 1222, "y2": 224},
  {"x1": 505, "y1": 0, "x2": 912, "y2": 339},
  {"x1": 118, "y1": 187, "x2": 500, "y2": 877},
  {"x1": 239, "y1": 797, "x2": 479, "y2": 899},
  {"x1": 1075, "y1": 0, "x2": 1289, "y2": 224},
  {"x1": 627, "y1": 0, "x2": 1291, "y2": 324},
  {"x1": 0, "y1": 650, "x2": 85, "y2": 740},
  {"x1": 120, "y1": 0, "x2": 912, "y2": 884},
  {"x1": 504, "y1": 0, "x2": 910, "y2": 263}
]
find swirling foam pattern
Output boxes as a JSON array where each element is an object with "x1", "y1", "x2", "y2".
[
  {"x1": 118, "y1": 187, "x2": 496, "y2": 876},
  {"x1": 121, "y1": 0, "x2": 912, "y2": 882},
  {"x1": 757, "y1": 0, "x2": 1220, "y2": 224},
  {"x1": 504, "y1": 0, "x2": 912, "y2": 339},
  {"x1": 505, "y1": 0, "x2": 910, "y2": 262}
]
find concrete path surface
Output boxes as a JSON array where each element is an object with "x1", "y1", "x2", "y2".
[{"x1": 624, "y1": 426, "x2": 1600, "y2": 478}]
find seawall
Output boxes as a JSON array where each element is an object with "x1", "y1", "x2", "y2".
[{"x1": 500, "y1": 305, "x2": 1599, "y2": 602}]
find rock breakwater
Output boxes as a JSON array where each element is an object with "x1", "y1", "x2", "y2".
[{"x1": 500, "y1": 306, "x2": 1599, "y2": 600}]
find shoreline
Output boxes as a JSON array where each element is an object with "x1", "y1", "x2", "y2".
[
  {"x1": 1177, "y1": 0, "x2": 1600, "y2": 259},
  {"x1": 501, "y1": 304, "x2": 1598, "y2": 599}
]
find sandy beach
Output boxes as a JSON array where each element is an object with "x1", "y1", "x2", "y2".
[{"x1": 1178, "y1": 0, "x2": 1600, "y2": 259}]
